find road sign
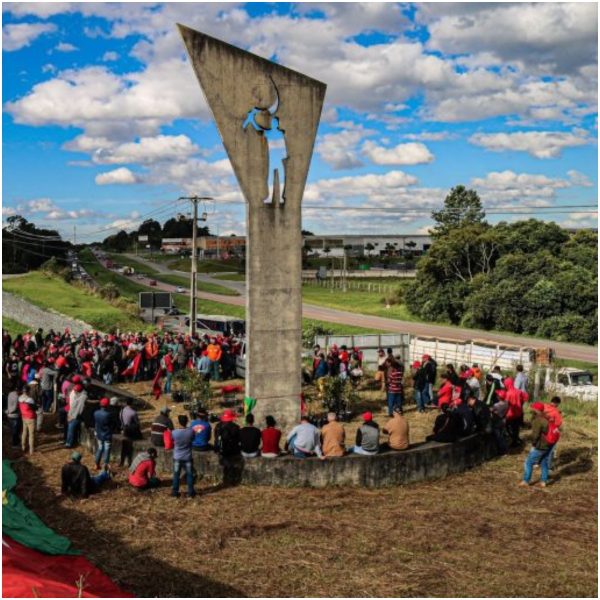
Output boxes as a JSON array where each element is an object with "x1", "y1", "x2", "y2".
[
  {"x1": 139, "y1": 292, "x2": 172, "y2": 309},
  {"x1": 138, "y1": 235, "x2": 149, "y2": 242}
]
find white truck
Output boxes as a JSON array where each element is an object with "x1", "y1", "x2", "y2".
[{"x1": 544, "y1": 367, "x2": 597, "y2": 402}]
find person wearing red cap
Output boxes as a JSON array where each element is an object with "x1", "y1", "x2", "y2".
[
  {"x1": 520, "y1": 402, "x2": 554, "y2": 488},
  {"x1": 351, "y1": 412, "x2": 380, "y2": 455},
  {"x1": 93, "y1": 398, "x2": 115, "y2": 470},
  {"x1": 214, "y1": 409, "x2": 242, "y2": 485}
]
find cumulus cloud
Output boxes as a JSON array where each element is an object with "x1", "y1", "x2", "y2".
[
  {"x1": 316, "y1": 124, "x2": 375, "y2": 170},
  {"x1": 64, "y1": 134, "x2": 200, "y2": 165},
  {"x1": 95, "y1": 167, "x2": 140, "y2": 185},
  {"x1": 362, "y1": 141, "x2": 434, "y2": 165},
  {"x1": 421, "y1": 3, "x2": 598, "y2": 75},
  {"x1": 469, "y1": 129, "x2": 592, "y2": 159},
  {"x1": 2, "y1": 22, "x2": 57, "y2": 51},
  {"x1": 102, "y1": 51, "x2": 119, "y2": 61},
  {"x1": 54, "y1": 42, "x2": 77, "y2": 52}
]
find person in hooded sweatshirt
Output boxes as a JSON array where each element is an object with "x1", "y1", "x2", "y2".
[{"x1": 129, "y1": 447, "x2": 159, "y2": 490}]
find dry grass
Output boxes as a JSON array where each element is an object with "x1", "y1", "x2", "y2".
[{"x1": 6, "y1": 380, "x2": 597, "y2": 598}]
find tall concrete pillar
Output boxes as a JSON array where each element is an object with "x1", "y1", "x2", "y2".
[{"x1": 178, "y1": 25, "x2": 326, "y2": 431}]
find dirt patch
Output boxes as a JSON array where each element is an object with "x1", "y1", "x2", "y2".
[{"x1": 5, "y1": 389, "x2": 597, "y2": 597}]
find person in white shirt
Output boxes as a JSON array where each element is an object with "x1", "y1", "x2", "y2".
[{"x1": 286, "y1": 416, "x2": 324, "y2": 459}]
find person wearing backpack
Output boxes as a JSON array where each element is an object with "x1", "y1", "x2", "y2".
[
  {"x1": 544, "y1": 396, "x2": 563, "y2": 470},
  {"x1": 519, "y1": 402, "x2": 555, "y2": 488}
]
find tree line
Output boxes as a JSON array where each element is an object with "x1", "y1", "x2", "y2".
[
  {"x1": 405, "y1": 186, "x2": 597, "y2": 345},
  {"x1": 101, "y1": 217, "x2": 210, "y2": 252},
  {"x1": 2, "y1": 216, "x2": 71, "y2": 274}
]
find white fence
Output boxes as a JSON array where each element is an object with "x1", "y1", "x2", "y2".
[{"x1": 409, "y1": 336, "x2": 536, "y2": 371}]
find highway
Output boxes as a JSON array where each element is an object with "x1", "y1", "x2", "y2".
[{"x1": 95, "y1": 252, "x2": 597, "y2": 363}]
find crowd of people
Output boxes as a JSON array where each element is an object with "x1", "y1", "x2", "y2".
[{"x1": 3, "y1": 326, "x2": 563, "y2": 499}]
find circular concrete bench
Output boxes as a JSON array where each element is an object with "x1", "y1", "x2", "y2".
[{"x1": 80, "y1": 426, "x2": 498, "y2": 488}]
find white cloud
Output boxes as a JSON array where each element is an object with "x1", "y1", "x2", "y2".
[
  {"x1": 316, "y1": 124, "x2": 375, "y2": 170},
  {"x1": 422, "y1": 3, "x2": 598, "y2": 75},
  {"x1": 2, "y1": 22, "x2": 57, "y2": 51},
  {"x1": 95, "y1": 167, "x2": 140, "y2": 185},
  {"x1": 55, "y1": 42, "x2": 77, "y2": 52},
  {"x1": 471, "y1": 170, "x2": 580, "y2": 205},
  {"x1": 567, "y1": 170, "x2": 593, "y2": 187},
  {"x1": 362, "y1": 141, "x2": 434, "y2": 165},
  {"x1": 469, "y1": 129, "x2": 592, "y2": 159},
  {"x1": 42, "y1": 63, "x2": 56, "y2": 74},
  {"x1": 64, "y1": 134, "x2": 200, "y2": 165},
  {"x1": 102, "y1": 51, "x2": 119, "y2": 61},
  {"x1": 25, "y1": 197, "x2": 56, "y2": 212},
  {"x1": 403, "y1": 131, "x2": 454, "y2": 142}
]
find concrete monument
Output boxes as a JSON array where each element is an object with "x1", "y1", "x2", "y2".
[{"x1": 178, "y1": 25, "x2": 326, "y2": 429}]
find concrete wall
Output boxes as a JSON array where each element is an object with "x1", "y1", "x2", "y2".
[{"x1": 81, "y1": 427, "x2": 497, "y2": 489}]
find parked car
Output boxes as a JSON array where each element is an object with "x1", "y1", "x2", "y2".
[
  {"x1": 544, "y1": 367, "x2": 597, "y2": 402},
  {"x1": 175, "y1": 286, "x2": 185, "y2": 293},
  {"x1": 149, "y1": 280, "x2": 157, "y2": 286}
]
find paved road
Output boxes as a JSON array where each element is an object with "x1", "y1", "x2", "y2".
[{"x1": 97, "y1": 253, "x2": 598, "y2": 363}]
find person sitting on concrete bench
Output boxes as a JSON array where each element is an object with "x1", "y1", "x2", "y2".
[
  {"x1": 286, "y1": 415, "x2": 324, "y2": 459},
  {"x1": 351, "y1": 412, "x2": 380, "y2": 455},
  {"x1": 129, "y1": 447, "x2": 160, "y2": 491},
  {"x1": 191, "y1": 409, "x2": 212, "y2": 451},
  {"x1": 382, "y1": 407, "x2": 409, "y2": 451},
  {"x1": 467, "y1": 394, "x2": 491, "y2": 433},
  {"x1": 426, "y1": 404, "x2": 462, "y2": 443},
  {"x1": 151, "y1": 406, "x2": 174, "y2": 448},
  {"x1": 61, "y1": 451, "x2": 111, "y2": 498},
  {"x1": 260, "y1": 415, "x2": 282, "y2": 457},
  {"x1": 240, "y1": 413, "x2": 261, "y2": 458},
  {"x1": 321, "y1": 412, "x2": 346, "y2": 457}
]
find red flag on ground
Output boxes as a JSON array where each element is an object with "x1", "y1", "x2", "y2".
[
  {"x1": 152, "y1": 366, "x2": 163, "y2": 399},
  {"x1": 121, "y1": 352, "x2": 142, "y2": 377},
  {"x1": 2, "y1": 536, "x2": 133, "y2": 598}
]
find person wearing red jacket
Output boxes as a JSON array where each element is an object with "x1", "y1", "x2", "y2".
[
  {"x1": 436, "y1": 374, "x2": 455, "y2": 408},
  {"x1": 504, "y1": 377, "x2": 529, "y2": 447},
  {"x1": 128, "y1": 448, "x2": 159, "y2": 490}
]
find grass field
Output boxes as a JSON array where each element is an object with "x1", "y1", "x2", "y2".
[
  {"x1": 167, "y1": 256, "x2": 243, "y2": 274},
  {"x1": 2, "y1": 316, "x2": 29, "y2": 337},
  {"x1": 213, "y1": 273, "x2": 246, "y2": 281},
  {"x1": 302, "y1": 285, "x2": 418, "y2": 321},
  {"x1": 7, "y1": 384, "x2": 597, "y2": 597},
  {"x1": 2, "y1": 272, "x2": 144, "y2": 331}
]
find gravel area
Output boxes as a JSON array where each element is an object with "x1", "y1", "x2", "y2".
[{"x1": 2, "y1": 290, "x2": 96, "y2": 335}]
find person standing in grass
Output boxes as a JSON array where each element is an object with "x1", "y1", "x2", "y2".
[
  {"x1": 385, "y1": 358, "x2": 404, "y2": 416},
  {"x1": 520, "y1": 402, "x2": 554, "y2": 488},
  {"x1": 93, "y1": 397, "x2": 115, "y2": 470},
  {"x1": 6, "y1": 383, "x2": 22, "y2": 448},
  {"x1": 18, "y1": 384, "x2": 37, "y2": 455},
  {"x1": 170, "y1": 414, "x2": 195, "y2": 498}
]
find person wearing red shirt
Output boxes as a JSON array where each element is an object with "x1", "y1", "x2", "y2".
[
  {"x1": 128, "y1": 448, "x2": 159, "y2": 490},
  {"x1": 504, "y1": 376, "x2": 529, "y2": 447},
  {"x1": 261, "y1": 415, "x2": 282, "y2": 457}
]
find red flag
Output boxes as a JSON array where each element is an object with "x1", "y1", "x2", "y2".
[
  {"x1": 121, "y1": 352, "x2": 142, "y2": 377},
  {"x1": 152, "y1": 366, "x2": 163, "y2": 399},
  {"x1": 2, "y1": 536, "x2": 133, "y2": 598}
]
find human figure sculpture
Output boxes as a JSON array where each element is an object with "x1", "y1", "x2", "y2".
[{"x1": 242, "y1": 77, "x2": 287, "y2": 204}]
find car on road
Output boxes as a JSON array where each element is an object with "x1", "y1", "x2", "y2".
[
  {"x1": 175, "y1": 286, "x2": 185, "y2": 293},
  {"x1": 149, "y1": 280, "x2": 157, "y2": 286}
]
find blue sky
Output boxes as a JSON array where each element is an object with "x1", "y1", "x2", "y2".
[{"x1": 2, "y1": 2, "x2": 598, "y2": 241}]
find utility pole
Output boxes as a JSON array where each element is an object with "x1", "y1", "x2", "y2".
[
  {"x1": 342, "y1": 248, "x2": 347, "y2": 293},
  {"x1": 179, "y1": 195, "x2": 213, "y2": 337}
]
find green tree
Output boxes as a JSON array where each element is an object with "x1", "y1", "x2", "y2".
[{"x1": 431, "y1": 185, "x2": 486, "y2": 237}]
